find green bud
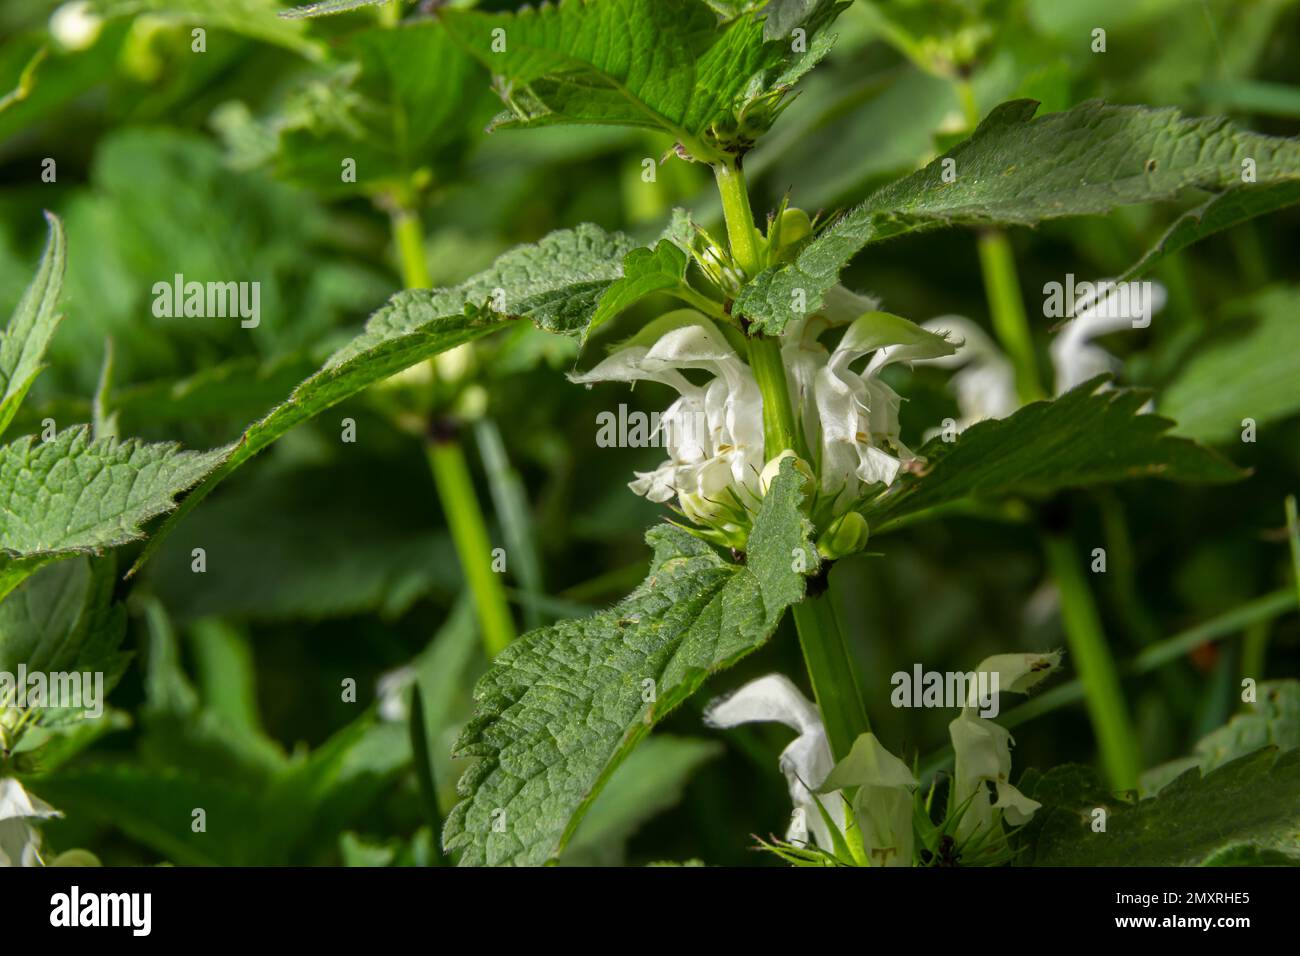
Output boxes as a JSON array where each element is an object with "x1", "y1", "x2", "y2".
[
  {"x1": 817, "y1": 511, "x2": 870, "y2": 560},
  {"x1": 770, "y1": 208, "x2": 812, "y2": 263}
]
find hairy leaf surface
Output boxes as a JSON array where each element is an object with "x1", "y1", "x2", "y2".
[
  {"x1": 443, "y1": 461, "x2": 816, "y2": 866},
  {"x1": 864, "y1": 377, "x2": 1243, "y2": 532},
  {"x1": 737, "y1": 100, "x2": 1300, "y2": 331}
]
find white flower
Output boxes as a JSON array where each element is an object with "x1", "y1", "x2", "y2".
[
  {"x1": 799, "y1": 310, "x2": 954, "y2": 508},
  {"x1": 575, "y1": 301, "x2": 953, "y2": 528},
  {"x1": 705, "y1": 673, "x2": 918, "y2": 865},
  {"x1": 572, "y1": 311, "x2": 765, "y2": 527},
  {"x1": 49, "y1": 2, "x2": 103, "y2": 51},
  {"x1": 818, "y1": 730, "x2": 918, "y2": 867},
  {"x1": 0, "y1": 778, "x2": 62, "y2": 867},
  {"x1": 947, "y1": 651, "x2": 1061, "y2": 842},
  {"x1": 921, "y1": 279, "x2": 1166, "y2": 430},
  {"x1": 704, "y1": 674, "x2": 848, "y2": 850}
]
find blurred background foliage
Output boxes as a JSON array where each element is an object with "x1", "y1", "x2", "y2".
[{"x1": 1, "y1": 0, "x2": 1297, "y2": 865}]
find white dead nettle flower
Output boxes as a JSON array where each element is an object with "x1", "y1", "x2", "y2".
[
  {"x1": 49, "y1": 2, "x2": 104, "y2": 51},
  {"x1": 706, "y1": 673, "x2": 918, "y2": 865},
  {"x1": 920, "y1": 280, "x2": 1166, "y2": 430},
  {"x1": 800, "y1": 310, "x2": 956, "y2": 509},
  {"x1": 574, "y1": 302, "x2": 953, "y2": 533},
  {"x1": 818, "y1": 730, "x2": 918, "y2": 867},
  {"x1": 947, "y1": 651, "x2": 1061, "y2": 843},
  {"x1": 376, "y1": 665, "x2": 417, "y2": 723},
  {"x1": 704, "y1": 674, "x2": 849, "y2": 850},
  {"x1": 916, "y1": 316, "x2": 1019, "y2": 433},
  {"x1": 0, "y1": 778, "x2": 62, "y2": 867},
  {"x1": 571, "y1": 311, "x2": 766, "y2": 531}
]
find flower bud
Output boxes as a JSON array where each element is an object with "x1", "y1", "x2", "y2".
[
  {"x1": 759, "y1": 449, "x2": 815, "y2": 499},
  {"x1": 770, "y1": 208, "x2": 812, "y2": 263},
  {"x1": 816, "y1": 511, "x2": 870, "y2": 560}
]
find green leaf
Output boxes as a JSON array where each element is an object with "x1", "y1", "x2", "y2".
[
  {"x1": 443, "y1": 459, "x2": 817, "y2": 866},
  {"x1": 1024, "y1": 748, "x2": 1300, "y2": 866},
  {"x1": 89, "y1": 0, "x2": 325, "y2": 60},
  {"x1": 0, "y1": 426, "x2": 226, "y2": 562},
  {"x1": 275, "y1": 21, "x2": 495, "y2": 197},
  {"x1": 864, "y1": 377, "x2": 1244, "y2": 533},
  {"x1": 127, "y1": 224, "x2": 634, "y2": 578},
  {"x1": 0, "y1": 556, "x2": 128, "y2": 700},
  {"x1": 1159, "y1": 287, "x2": 1300, "y2": 444},
  {"x1": 146, "y1": 462, "x2": 459, "y2": 622},
  {"x1": 1121, "y1": 182, "x2": 1300, "y2": 282},
  {"x1": 438, "y1": 0, "x2": 844, "y2": 161},
  {"x1": 563, "y1": 735, "x2": 721, "y2": 865},
  {"x1": 0, "y1": 212, "x2": 65, "y2": 439},
  {"x1": 279, "y1": 0, "x2": 390, "y2": 19},
  {"x1": 587, "y1": 239, "x2": 690, "y2": 341},
  {"x1": 737, "y1": 99, "x2": 1300, "y2": 332}
]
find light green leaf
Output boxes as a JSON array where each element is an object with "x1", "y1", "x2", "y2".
[
  {"x1": 0, "y1": 426, "x2": 226, "y2": 562},
  {"x1": 864, "y1": 377, "x2": 1244, "y2": 533},
  {"x1": 0, "y1": 212, "x2": 65, "y2": 439},
  {"x1": 279, "y1": 0, "x2": 390, "y2": 19},
  {"x1": 563, "y1": 735, "x2": 721, "y2": 865},
  {"x1": 89, "y1": 0, "x2": 325, "y2": 60},
  {"x1": 587, "y1": 239, "x2": 690, "y2": 341},
  {"x1": 438, "y1": 0, "x2": 844, "y2": 161},
  {"x1": 1024, "y1": 748, "x2": 1300, "y2": 866},
  {"x1": 1159, "y1": 287, "x2": 1300, "y2": 444},
  {"x1": 737, "y1": 99, "x2": 1300, "y2": 332},
  {"x1": 443, "y1": 459, "x2": 817, "y2": 866},
  {"x1": 128, "y1": 224, "x2": 635, "y2": 577}
]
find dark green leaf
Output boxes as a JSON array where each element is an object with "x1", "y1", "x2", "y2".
[
  {"x1": 865, "y1": 377, "x2": 1244, "y2": 532},
  {"x1": 738, "y1": 99, "x2": 1300, "y2": 332}
]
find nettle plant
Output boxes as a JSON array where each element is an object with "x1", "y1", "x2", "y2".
[{"x1": 3, "y1": 0, "x2": 1300, "y2": 867}]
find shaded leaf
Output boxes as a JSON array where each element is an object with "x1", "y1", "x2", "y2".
[{"x1": 864, "y1": 377, "x2": 1243, "y2": 532}]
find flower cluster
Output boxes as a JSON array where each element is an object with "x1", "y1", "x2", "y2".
[
  {"x1": 573, "y1": 298, "x2": 954, "y2": 549},
  {"x1": 706, "y1": 651, "x2": 1060, "y2": 866}
]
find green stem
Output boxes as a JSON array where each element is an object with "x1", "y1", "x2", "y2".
[
  {"x1": 712, "y1": 152, "x2": 865, "y2": 762},
  {"x1": 748, "y1": 334, "x2": 799, "y2": 457},
  {"x1": 392, "y1": 203, "x2": 515, "y2": 658},
  {"x1": 425, "y1": 437, "x2": 515, "y2": 658},
  {"x1": 977, "y1": 229, "x2": 1044, "y2": 403},
  {"x1": 392, "y1": 206, "x2": 431, "y2": 290},
  {"x1": 713, "y1": 160, "x2": 763, "y2": 278},
  {"x1": 1043, "y1": 533, "x2": 1141, "y2": 790},
  {"x1": 792, "y1": 589, "x2": 870, "y2": 762}
]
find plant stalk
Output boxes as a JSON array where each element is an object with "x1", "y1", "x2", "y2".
[
  {"x1": 712, "y1": 153, "x2": 867, "y2": 763},
  {"x1": 1043, "y1": 533, "x2": 1141, "y2": 791},
  {"x1": 425, "y1": 436, "x2": 515, "y2": 658},
  {"x1": 747, "y1": 334, "x2": 800, "y2": 457},
  {"x1": 977, "y1": 229, "x2": 1044, "y2": 403},
  {"x1": 792, "y1": 590, "x2": 870, "y2": 762},
  {"x1": 714, "y1": 160, "x2": 764, "y2": 278},
  {"x1": 392, "y1": 203, "x2": 516, "y2": 658}
]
